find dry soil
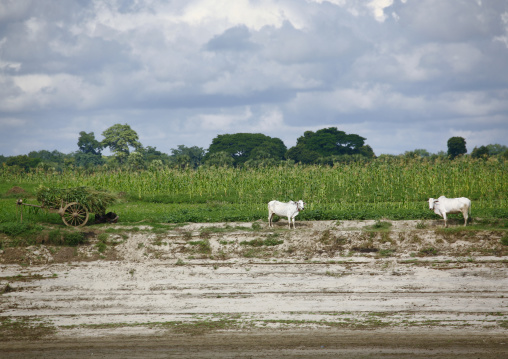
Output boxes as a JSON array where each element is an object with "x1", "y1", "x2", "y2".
[{"x1": 1, "y1": 219, "x2": 507, "y2": 358}]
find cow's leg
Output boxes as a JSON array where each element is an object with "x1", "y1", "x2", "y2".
[
  {"x1": 462, "y1": 208, "x2": 468, "y2": 226},
  {"x1": 287, "y1": 216, "x2": 291, "y2": 229},
  {"x1": 443, "y1": 212, "x2": 447, "y2": 227},
  {"x1": 268, "y1": 212, "x2": 273, "y2": 227}
]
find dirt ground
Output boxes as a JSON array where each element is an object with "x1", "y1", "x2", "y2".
[{"x1": 1, "y1": 220, "x2": 507, "y2": 358}]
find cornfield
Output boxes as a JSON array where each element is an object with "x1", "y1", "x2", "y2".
[{"x1": 2, "y1": 156, "x2": 507, "y2": 222}]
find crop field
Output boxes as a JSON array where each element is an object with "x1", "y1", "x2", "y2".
[{"x1": 0, "y1": 157, "x2": 507, "y2": 225}]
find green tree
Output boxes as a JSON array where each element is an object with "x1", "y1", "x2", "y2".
[
  {"x1": 127, "y1": 151, "x2": 146, "y2": 170},
  {"x1": 143, "y1": 146, "x2": 170, "y2": 163},
  {"x1": 170, "y1": 145, "x2": 205, "y2": 169},
  {"x1": 404, "y1": 149, "x2": 430, "y2": 158},
  {"x1": 471, "y1": 145, "x2": 489, "y2": 159},
  {"x1": 447, "y1": 136, "x2": 467, "y2": 159},
  {"x1": 204, "y1": 151, "x2": 234, "y2": 167},
  {"x1": 205, "y1": 133, "x2": 286, "y2": 167},
  {"x1": 5, "y1": 155, "x2": 41, "y2": 172},
  {"x1": 485, "y1": 144, "x2": 507, "y2": 156},
  {"x1": 77, "y1": 131, "x2": 102, "y2": 156},
  {"x1": 287, "y1": 127, "x2": 372, "y2": 164},
  {"x1": 28, "y1": 149, "x2": 66, "y2": 163},
  {"x1": 285, "y1": 146, "x2": 320, "y2": 164},
  {"x1": 75, "y1": 131, "x2": 104, "y2": 168},
  {"x1": 101, "y1": 124, "x2": 143, "y2": 164}
]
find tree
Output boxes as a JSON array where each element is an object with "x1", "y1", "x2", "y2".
[
  {"x1": 101, "y1": 124, "x2": 143, "y2": 164},
  {"x1": 204, "y1": 151, "x2": 234, "y2": 167},
  {"x1": 471, "y1": 146, "x2": 489, "y2": 159},
  {"x1": 485, "y1": 144, "x2": 507, "y2": 156},
  {"x1": 285, "y1": 146, "x2": 320, "y2": 164},
  {"x1": 404, "y1": 149, "x2": 430, "y2": 158},
  {"x1": 75, "y1": 131, "x2": 104, "y2": 168},
  {"x1": 170, "y1": 145, "x2": 205, "y2": 169},
  {"x1": 205, "y1": 133, "x2": 287, "y2": 167},
  {"x1": 5, "y1": 155, "x2": 41, "y2": 172},
  {"x1": 77, "y1": 131, "x2": 102, "y2": 156},
  {"x1": 286, "y1": 127, "x2": 373, "y2": 164},
  {"x1": 127, "y1": 151, "x2": 146, "y2": 171},
  {"x1": 447, "y1": 137, "x2": 467, "y2": 159},
  {"x1": 28, "y1": 149, "x2": 66, "y2": 163}
]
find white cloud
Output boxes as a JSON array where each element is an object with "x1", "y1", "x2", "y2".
[
  {"x1": 367, "y1": 0, "x2": 394, "y2": 22},
  {"x1": 188, "y1": 107, "x2": 252, "y2": 131}
]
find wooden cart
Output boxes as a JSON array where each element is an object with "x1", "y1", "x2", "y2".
[{"x1": 16, "y1": 198, "x2": 90, "y2": 227}]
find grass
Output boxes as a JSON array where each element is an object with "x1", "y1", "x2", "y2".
[
  {"x1": 0, "y1": 222, "x2": 87, "y2": 247},
  {"x1": 0, "y1": 317, "x2": 56, "y2": 341},
  {"x1": 501, "y1": 234, "x2": 508, "y2": 246},
  {"x1": 188, "y1": 239, "x2": 212, "y2": 254},
  {"x1": 365, "y1": 220, "x2": 393, "y2": 231},
  {"x1": 240, "y1": 234, "x2": 283, "y2": 247}
]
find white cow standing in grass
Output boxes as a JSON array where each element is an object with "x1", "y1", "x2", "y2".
[
  {"x1": 268, "y1": 200, "x2": 305, "y2": 229},
  {"x1": 428, "y1": 196, "x2": 471, "y2": 227}
]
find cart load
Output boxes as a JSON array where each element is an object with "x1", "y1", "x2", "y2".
[{"x1": 17, "y1": 186, "x2": 117, "y2": 227}]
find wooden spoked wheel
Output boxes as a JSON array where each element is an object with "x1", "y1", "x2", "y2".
[{"x1": 62, "y1": 202, "x2": 89, "y2": 227}]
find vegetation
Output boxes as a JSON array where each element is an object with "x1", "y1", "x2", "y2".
[
  {"x1": 2, "y1": 123, "x2": 507, "y2": 171},
  {"x1": 0, "y1": 155, "x2": 506, "y2": 226},
  {"x1": 1, "y1": 123, "x2": 507, "y2": 227}
]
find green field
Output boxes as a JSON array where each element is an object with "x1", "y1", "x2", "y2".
[{"x1": 1, "y1": 157, "x2": 507, "y2": 225}]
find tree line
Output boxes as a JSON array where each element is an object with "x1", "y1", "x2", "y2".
[{"x1": 1, "y1": 124, "x2": 507, "y2": 172}]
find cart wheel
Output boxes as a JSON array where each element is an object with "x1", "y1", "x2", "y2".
[{"x1": 62, "y1": 202, "x2": 89, "y2": 227}]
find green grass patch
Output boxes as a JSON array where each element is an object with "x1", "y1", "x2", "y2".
[
  {"x1": 188, "y1": 239, "x2": 212, "y2": 254},
  {"x1": 240, "y1": 234, "x2": 283, "y2": 247},
  {"x1": 501, "y1": 233, "x2": 508, "y2": 246},
  {"x1": 0, "y1": 221, "x2": 42, "y2": 237},
  {"x1": 365, "y1": 220, "x2": 393, "y2": 231},
  {"x1": 0, "y1": 317, "x2": 56, "y2": 341},
  {"x1": 418, "y1": 247, "x2": 439, "y2": 257}
]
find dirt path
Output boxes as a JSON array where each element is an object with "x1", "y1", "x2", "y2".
[{"x1": 1, "y1": 220, "x2": 507, "y2": 357}]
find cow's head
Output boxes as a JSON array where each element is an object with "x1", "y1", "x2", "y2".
[
  {"x1": 296, "y1": 200, "x2": 305, "y2": 211},
  {"x1": 428, "y1": 198, "x2": 436, "y2": 210}
]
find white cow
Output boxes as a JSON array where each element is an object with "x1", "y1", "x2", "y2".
[
  {"x1": 428, "y1": 196, "x2": 471, "y2": 227},
  {"x1": 268, "y1": 200, "x2": 305, "y2": 229}
]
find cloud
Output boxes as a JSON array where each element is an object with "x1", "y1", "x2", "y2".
[
  {"x1": 205, "y1": 25, "x2": 258, "y2": 52},
  {"x1": 0, "y1": 0, "x2": 507, "y2": 157}
]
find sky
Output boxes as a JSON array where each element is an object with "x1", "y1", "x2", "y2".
[{"x1": 1, "y1": 0, "x2": 508, "y2": 157}]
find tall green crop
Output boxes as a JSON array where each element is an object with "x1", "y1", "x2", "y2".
[{"x1": 1, "y1": 157, "x2": 506, "y2": 213}]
